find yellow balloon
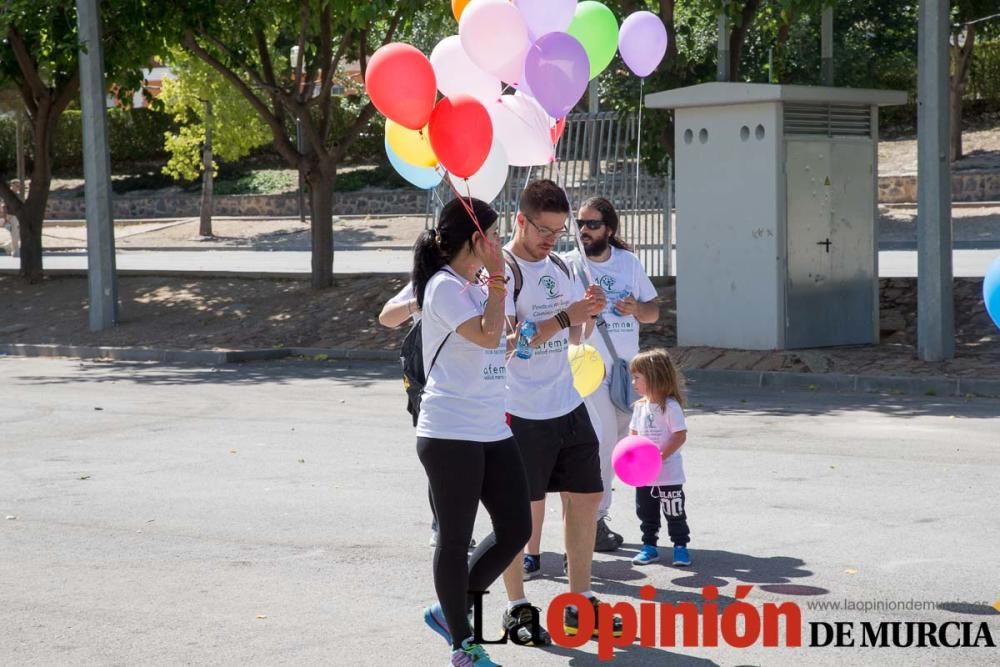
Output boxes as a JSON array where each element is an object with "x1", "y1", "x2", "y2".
[
  {"x1": 386, "y1": 119, "x2": 438, "y2": 168},
  {"x1": 568, "y1": 344, "x2": 605, "y2": 399}
]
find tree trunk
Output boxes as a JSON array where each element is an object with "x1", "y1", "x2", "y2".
[
  {"x1": 728, "y1": 0, "x2": 762, "y2": 81},
  {"x1": 199, "y1": 100, "x2": 214, "y2": 237},
  {"x1": 950, "y1": 25, "x2": 976, "y2": 163},
  {"x1": 307, "y1": 170, "x2": 335, "y2": 288},
  {"x1": 17, "y1": 195, "x2": 47, "y2": 282}
]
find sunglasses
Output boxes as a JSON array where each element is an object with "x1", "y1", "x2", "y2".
[{"x1": 576, "y1": 219, "x2": 606, "y2": 230}]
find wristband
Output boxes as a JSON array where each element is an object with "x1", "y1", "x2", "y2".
[{"x1": 555, "y1": 310, "x2": 571, "y2": 329}]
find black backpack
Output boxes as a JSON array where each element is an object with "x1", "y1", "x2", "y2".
[{"x1": 400, "y1": 319, "x2": 451, "y2": 427}]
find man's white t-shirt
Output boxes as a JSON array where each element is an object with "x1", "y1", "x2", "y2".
[
  {"x1": 565, "y1": 247, "x2": 657, "y2": 384},
  {"x1": 629, "y1": 398, "x2": 688, "y2": 486},
  {"x1": 387, "y1": 283, "x2": 420, "y2": 323},
  {"x1": 505, "y1": 249, "x2": 585, "y2": 420},
  {"x1": 417, "y1": 269, "x2": 514, "y2": 443}
]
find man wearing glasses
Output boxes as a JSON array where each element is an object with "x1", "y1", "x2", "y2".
[
  {"x1": 499, "y1": 179, "x2": 625, "y2": 643},
  {"x1": 565, "y1": 196, "x2": 660, "y2": 556}
]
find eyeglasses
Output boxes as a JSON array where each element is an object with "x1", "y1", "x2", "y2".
[
  {"x1": 525, "y1": 216, "x2": 567, "y2": 239},
  {"x1": 576, "y1": 219, "x2": 605, "y2": 230}
]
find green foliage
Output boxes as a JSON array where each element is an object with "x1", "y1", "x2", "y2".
[
  {"x1": 0, "y1": 108, "x2": 175, "y2": 172},
  {"x1": 213, "y1": 169, "x2": 297, "y2": 195},
  {"x1": 159, "y1": 50, "x2": 273, "y2": 181},
  {"x1": 969, "y1": 39, "x2": 1000, "y2": 100}
]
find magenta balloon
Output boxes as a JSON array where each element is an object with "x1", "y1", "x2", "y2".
[
  {"x1": 514, "y1": 0, "x2": 577, "y2": 42},
  {"x1": 618, "y1": 11, "x2": 668, "y2": 78},
  {"x1": 523, "y1": 32, "x2": 590, "y2": 119},
  {"x1": 612, "y1": 435, "x2": 663, "y2": 487}
]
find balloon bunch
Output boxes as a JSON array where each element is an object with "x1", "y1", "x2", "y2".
[{"x1": 365, "y1": 0, "x2": 669, "y2": 203}]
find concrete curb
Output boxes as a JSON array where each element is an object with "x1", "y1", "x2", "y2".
[{"x1": 2, "y1": 343, "x2": 998, "y2": 399}]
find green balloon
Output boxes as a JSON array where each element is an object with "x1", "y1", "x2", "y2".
[{"x1": 567, "y1": 1, "x2": 619, "y2": 80}]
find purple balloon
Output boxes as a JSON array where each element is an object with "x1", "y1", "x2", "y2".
[
  {"x1": 523, "y1": 32, "x2": 590, "y2": 119},
  {"x1": 619, "y1": 11, "x2": 668, "y2": 78}
]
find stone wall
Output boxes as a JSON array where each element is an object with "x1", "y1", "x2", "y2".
[
  {"x1": 45, "y1": 189, "x2": 430, "y2": 220},
  {"x1": 878, "y1": 171, "x2": 1000, "y2": 204}
]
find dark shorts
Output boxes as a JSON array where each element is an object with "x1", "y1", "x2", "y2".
[{"x1": 508, "y1": 402, "x2": 602, "y2": 501}]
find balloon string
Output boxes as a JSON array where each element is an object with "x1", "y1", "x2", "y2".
[{"x1": 635, "y1": 78, "x2": 644, "y2": 218}]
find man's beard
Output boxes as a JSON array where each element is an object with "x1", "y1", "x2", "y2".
[{"x1": 583, "y1": 235, "x2": 609, "y2": 257}]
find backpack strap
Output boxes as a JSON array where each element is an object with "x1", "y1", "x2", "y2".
[
  {"x1": 502, "y1": 249, "x2": 523, "y2": 305},
  {"x1": 426, "y1": 332, "x2": 451, "y2": 382},
  {"x1": 549, "y1": 253, "x2": 572, "y2": 280},
  {"x1": 571, "y1": 255, "x2": 622, "y2": 362}
]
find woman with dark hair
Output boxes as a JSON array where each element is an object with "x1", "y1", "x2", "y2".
[
  {"x1": 415, "y1": 197, "x2": 531, "y2": 667},
  {"x1": 565, "y1": 195, "x2": 660, "y2": 553}
]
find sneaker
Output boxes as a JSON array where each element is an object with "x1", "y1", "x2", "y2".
[
  {"x1": 672, "y1": 545, "x2": 691, "y2": 566},
  {"x1": 594, "y1": 518, "x2": 624, "y2": 552},
  {"x1": 501, "y1": 603, "x2": 552, "y2": 646},
  {"x1": 564, "y1": 596, "x2": 623, "y2": 638},
  {"x1": 632, "y1": 545, "x2": 660, "y2": 565},
  {"x1": 424, "y1": 604, "x2": 452, "y2": 646},
  {"x1": 523, "y1": 554, "x2": 541, "y2": 580},
  {"x1": 449, "y1": 639, "x2": 501, "y2": 666}
]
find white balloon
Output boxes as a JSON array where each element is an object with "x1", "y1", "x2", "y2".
[
  {"x1": 449, "y1": 139, "x2": 509, "y2": 203},
  {"x1": 431, "y1": 35, "x2": 502, "y2": 104},
  {"x1": 459, "y1": 0, "x2": 531, "y2": 84},
  {"x1": 486, "y1": 93, "x2": 555, "y2": 167}
]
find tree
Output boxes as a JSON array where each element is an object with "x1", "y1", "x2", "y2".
[
  {"x1": 0, "y1": 1, "x2": 176, "y2": 281},
  {"x1": 178, "y1": 0, "x2": 449, "y2": 288},
  {"x1": 950, "y1": 2, "x2": 997, "y2": 162},
  {"x1": 159, "y1": 50, "x2": 272, "y2": 236}
]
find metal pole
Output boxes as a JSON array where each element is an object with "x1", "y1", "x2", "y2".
[
  {"x1": 199, "y1": 99, "x2": 214, "y2": 237},
  {"x1": 76, "y1": 0, "x2": 118, "y2": 331},
  {"x1": 916, "y1": 0, "x2": 954, "y2": 361},
  {"x1": 717, "y1": 2, "x2": 730, "y2": 82},
  {"x1": 588, "y1": 80, "x2": 599, "y2": 178},
  {"x1": 821, "y1": 6, "x2": 834, "y2": 86}
]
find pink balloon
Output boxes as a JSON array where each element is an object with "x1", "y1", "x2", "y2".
[
  {"x1": 431, "y1": 35, "x2": 502, "y2": 104},
  {"x1": 459, "y1": 0, "x2": 531, "y2": 85},
  {"x1": 485, "y1": 93, "x2": 555, "y2": 167},
  {"x1": 514, "y1": 0, "x2": 577, "y2": 42},
  {"x1": 612, "y1": 436, "x2": 663, "y2": 487},
  {"x1": 618, "y1": 11, "x2": 668, "y2": 78}
]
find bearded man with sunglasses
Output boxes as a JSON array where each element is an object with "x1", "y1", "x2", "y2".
[{"x1": 564, "y1": 196, "x2": 661, "y2": 554}]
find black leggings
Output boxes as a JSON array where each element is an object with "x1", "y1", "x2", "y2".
[{"x1": 417, "y1": 436, "x2": 531, "y2": 649}]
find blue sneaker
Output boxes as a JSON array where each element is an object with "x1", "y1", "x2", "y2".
[
  {"x1": 673, "y1": 545, "x2": 691, "y2": 566},
  {"x1": 633, "y1": 545, "x2": 660, "y2": 565},
  {"x1": 449, "y1": 639, "x2": 501, "y2": 666},
  {"x1": 424, "y1": 604, "x2": 452, "y2": 646},
  {"x1": 523, "y1": 554, "x2": 541, "y2": 580}
]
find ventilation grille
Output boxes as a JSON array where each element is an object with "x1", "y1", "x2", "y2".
[{"x1": 784, "y1": 103, "x2": 871, "y2": 137}]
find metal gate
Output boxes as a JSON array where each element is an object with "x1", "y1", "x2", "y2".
[{"x1": 427, "y1": 111, "x2": 673, "y2": 277}]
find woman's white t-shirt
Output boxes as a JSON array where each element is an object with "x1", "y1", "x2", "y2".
[
  {"x1": 629, "y1": 398, "x2": 688, "y2": 486},
  {"x1": 416, "y1": 269, "x2": 514, "y2": 443}
]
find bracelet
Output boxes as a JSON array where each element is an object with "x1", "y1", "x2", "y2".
[
  {"x1": 486, "y1": 274, "x2": 509, "y2": 286},
  {"x1": 488, "y1": 283, "x2": 507, "y2": 295},
  {"x1": 555, "y1": 310, "x2": 571, "y2": 329}
]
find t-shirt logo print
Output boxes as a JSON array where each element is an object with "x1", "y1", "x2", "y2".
[
  {"x1": 539, "y1": 275, "x2": 562, "y2": 300},
  {"x1": 598, "y1": 275, "x2": 616, "y2": 292},
  {"x1": 645, "y1": 413, "x2": 656, "y2": 429}
]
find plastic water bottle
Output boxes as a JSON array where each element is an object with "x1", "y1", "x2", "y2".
[
  {"x1": 515, "y1": 321, "x2": 536, "y2": 360},
  {"x1": 612, "y1": 291, "x2": 633, "y2": 317}
]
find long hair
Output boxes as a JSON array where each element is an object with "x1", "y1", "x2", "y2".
[
  {"x1": 629, "y1": 348, "x2": 686, "y2": 409},
  {"x1": 411, "y1": 197, "x2": 498, "y2": 307},
  {"x1": 580, "y1": 196, "x2": 631, "y2": 252}
]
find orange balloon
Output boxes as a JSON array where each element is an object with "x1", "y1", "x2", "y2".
[{"x1": 452, "y1": 0, "x2": 473, "y2": 22}]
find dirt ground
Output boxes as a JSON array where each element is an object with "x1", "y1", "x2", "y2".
[
  {"x1": 879, "y1": 127, "x2": 1000, "y2": 175},
  {"x1": 2, "y1": 274, "x2": 997, "y2": 380}
]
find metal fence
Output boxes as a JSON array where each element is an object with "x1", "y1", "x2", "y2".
[{"x1": 427, "y1": 111, "x2": 673, "y2": 277}]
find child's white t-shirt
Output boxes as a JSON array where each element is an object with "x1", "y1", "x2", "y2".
[
  {"x1": 629, "y1": 398, "x2": 688, "y2": 486},
  {"x1": 504, "y1": 250, "x2": 586, "y2": 420},
  {"x1": 417, "y1": 269, "x2": 514, "y2": 443}
]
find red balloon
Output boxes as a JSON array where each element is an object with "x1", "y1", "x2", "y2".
[
  {"x1": 428, "y1": 95, "x2": 493, "y2": 179},
  {"x1": 551, "y1": 117, "x2": 567, "y2": 145},
  {"x1": 365, "y1": 43, "x2": 437, "y2": 130}
]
